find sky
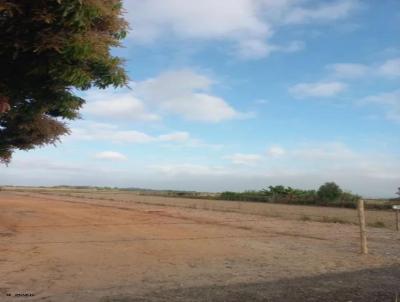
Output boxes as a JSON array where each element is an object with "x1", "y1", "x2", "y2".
[{"x1": 1, "y1": 0, "x2": 400, "y2": 197}]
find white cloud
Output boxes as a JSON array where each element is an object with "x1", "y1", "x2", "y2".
[
  {"x1": 326, "y1": 57, "x2": 400, "y2": 79},
  {"x1": 142, "y1": 142, "x2": 400, "y2": 197},
  {"x1": 69, "y1": 121, "x2": 191, "y2": 144},
  {"x1": 267, "y1": 142, "x2": 355, "y2": 161},
  {"x1": 70, "y1": 122, "x2": 154, "y2": 143},
  {"x1": 136, "y1": 70, "x2": 247, "y2": 122},
  {"x1": 360, "y1": 90, "x2": 400, "y2": 122},
  {"x1": 236, "y1": 39, "x2": 276, "y2": 59},
  {"x1": 158, "y1": 132, "x2": 190, "y2": 142},
  {"x1": 83, "y1": 91, "x2": 159, "y2": 121},
  {"x1": 255, "y1": 99, "x2": 269, "y2": 105},
  {"x1": 150, "y1": 164, "x2": 228, "y2": 176},
  {"x1": 124, "y1": 0, "x2": 358, "y2": 59},
  {"x1": 237, "y1": 39, "x2": 305, "y2": 59},
  {"x1": 285, "y1": 142, "x2": 400, "y2": 186},
  {"x1": 94, "y1": 151, "x2": 128, "y2": 161},
  {"x1": 361, "y1": 90, "x2": 400, "y2": 106},
  {"x1": 173, "y1": 93, "x2": 240, "y2": 122},
  {"x1": 326, "y1": 63, "x2": 369, "y2": 78},
  {"x1": 292, "y1": 142, "x2": 356, "y2": 161},
  {"x1": 267, "y1": 146, "x2": 286, "y2": 157},
  {"x1": 268, "y1": 141, "x2": 400, "y2": 184},
  {"x1": 283, "y1": 40, "x2": 306, "y2": 53},
  {"x1": 4, "y1": 142, "x2": 400, "y2": 197},
  {"x1": 227, "y1": 143, "x2": 356, "y2": 166},
  {"x1": 283, "y1": 0, "x2": 359, "y2": 24},
  {"x1": 289, "y1": 81, "x2": 347, "y2": 98},
  {"x1": 378, "y1": 58, "x2": 400, "y2": 77},
  {"x1": 225, "y1": 153, "x2": 263, "y2": 165},
  {"x1": 81, "y1": 69, "x2": 245, "y2": 123},
  {"x1": 125, "y1": 0, "x2": 269, "y2": 41}
]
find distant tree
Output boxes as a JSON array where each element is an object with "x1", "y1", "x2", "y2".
[
  {"x1": 268, "y1": 185, "x2": 288, "y2": 196},
  {"x1": 317, "y1": 182, "x2": 342, "y2": 202},
  {"x1": 396, "y1": 187, "x2": 400, "y2": 197},
  {"x1": 0, "y1": 0, "x2": 128, "y2": 163}
]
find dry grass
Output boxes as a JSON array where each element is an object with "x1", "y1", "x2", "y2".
[
  {"x1": 2, "y1": 190, "x2": 400, "y2": 302},
  {"x1": 7, "y1": 188, "x2": 398, "y2": 231}
]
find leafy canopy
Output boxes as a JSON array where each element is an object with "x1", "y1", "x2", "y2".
[
  {"x1": 0, "y1": 0, "x2": 128, "y2": 163},
  {"x1": 317, "y1": 182, "x2": 343, "y2": 202}
]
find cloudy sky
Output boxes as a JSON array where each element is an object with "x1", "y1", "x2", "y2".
[{"x1": 2, "y1": 0, "x2": 400, "y2": 197}]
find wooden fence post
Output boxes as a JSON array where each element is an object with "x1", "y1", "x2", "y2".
[
  {"x1": 393, "y1": 206, "x2": 400, "y2": 231},
  {"x1": 357, "y1": 199, "x2": 368, "y2": 255}
]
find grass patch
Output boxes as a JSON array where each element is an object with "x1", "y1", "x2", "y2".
[
  {"x1": 368, "y1": 221, "x2": 386, "y2": 228},
  {"x1": 320, "y1": 216, "x2": 347, "y2": 224},
  {"x1": 300, "y1": 215, "x2": 311, "y2": 221}
]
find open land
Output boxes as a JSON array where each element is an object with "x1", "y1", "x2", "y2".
[{"x1": 0, "y1": 190, "x2": 399, "y2": 301}]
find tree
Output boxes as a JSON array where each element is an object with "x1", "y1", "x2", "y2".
[
  {"x1": 0, "y1": 0, "x2": 128, "y2": 163},
  {"x1": 396, "y1": 187, "x2": 400, "y2": 197},
  {"x1": 317, "y1": 182, "x2": 342, "y2": 202}
]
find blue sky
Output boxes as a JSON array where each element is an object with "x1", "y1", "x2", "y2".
[{"x1": 2, "y1": 0, "x2": 400, "y2": 197}]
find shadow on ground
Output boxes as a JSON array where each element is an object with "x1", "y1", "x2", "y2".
[{"x1": 103, "y1": 265, "x2": 400, "y2": 302}]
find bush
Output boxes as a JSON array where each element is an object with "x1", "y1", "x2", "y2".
[
  {"x1": 218, "y1": 183, "x2": 362, "y2": 209},
  {"x1": 219, "y1": 191, "x2": 271, "y2": 202},
  {"x1": 317, "y1": 182, "x2": 342, "y2": 202}
]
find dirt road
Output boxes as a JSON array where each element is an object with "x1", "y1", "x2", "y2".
[{"x1": 0, "y1": 192, "x2": 399, "y2": 301}]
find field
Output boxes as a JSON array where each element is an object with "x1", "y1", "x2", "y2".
[
  {"x1": 10, "y1": 187, "x2": 398, "y2": 229},
  {"x1": 1, "y1": 189, "x2": 400, "y2": 301}
]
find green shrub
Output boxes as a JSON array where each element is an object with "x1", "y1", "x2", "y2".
[
  {"x1": 317, "y1": 182, "x2": 342, "y2": 202},
  {"x1": 218, "y1": 183, "x2": 362, "y2": 209}
]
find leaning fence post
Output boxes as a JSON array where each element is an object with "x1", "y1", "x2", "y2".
[{"x1": 357, "y1": 199, "x2": 368, "y2": 255}]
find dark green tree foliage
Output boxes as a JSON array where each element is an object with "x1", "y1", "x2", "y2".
[
  {"x1": 317, "y1": 182, "x2": 342, "y2": 202},
  {"x1": 0, "y1": 0, "x2": 128, "y2": 163},
  {"x1": 219, "y1": 183, "x2": 364, "y2": 208}
]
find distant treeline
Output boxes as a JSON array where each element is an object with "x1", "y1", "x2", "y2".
[
  {"x1": 218, "y1": 183, "x2": 393, "y2": 210},
  {"x1": 51, "y1": 185, "x2": 146, "y2": 191},
  {"x1": 49, "y1": 185, "x2": 118, "y2": 190},
  {"x1": 4, "y1": 184, "x2": 395, "y2": 210}
]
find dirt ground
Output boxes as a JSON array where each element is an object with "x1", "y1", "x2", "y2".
[
  {"x1": 0, "y1": 191, "x2": 399, "y2": 302},
  {"x1": 19, "y1": 189, "x2": 398, "y2": 229}
]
